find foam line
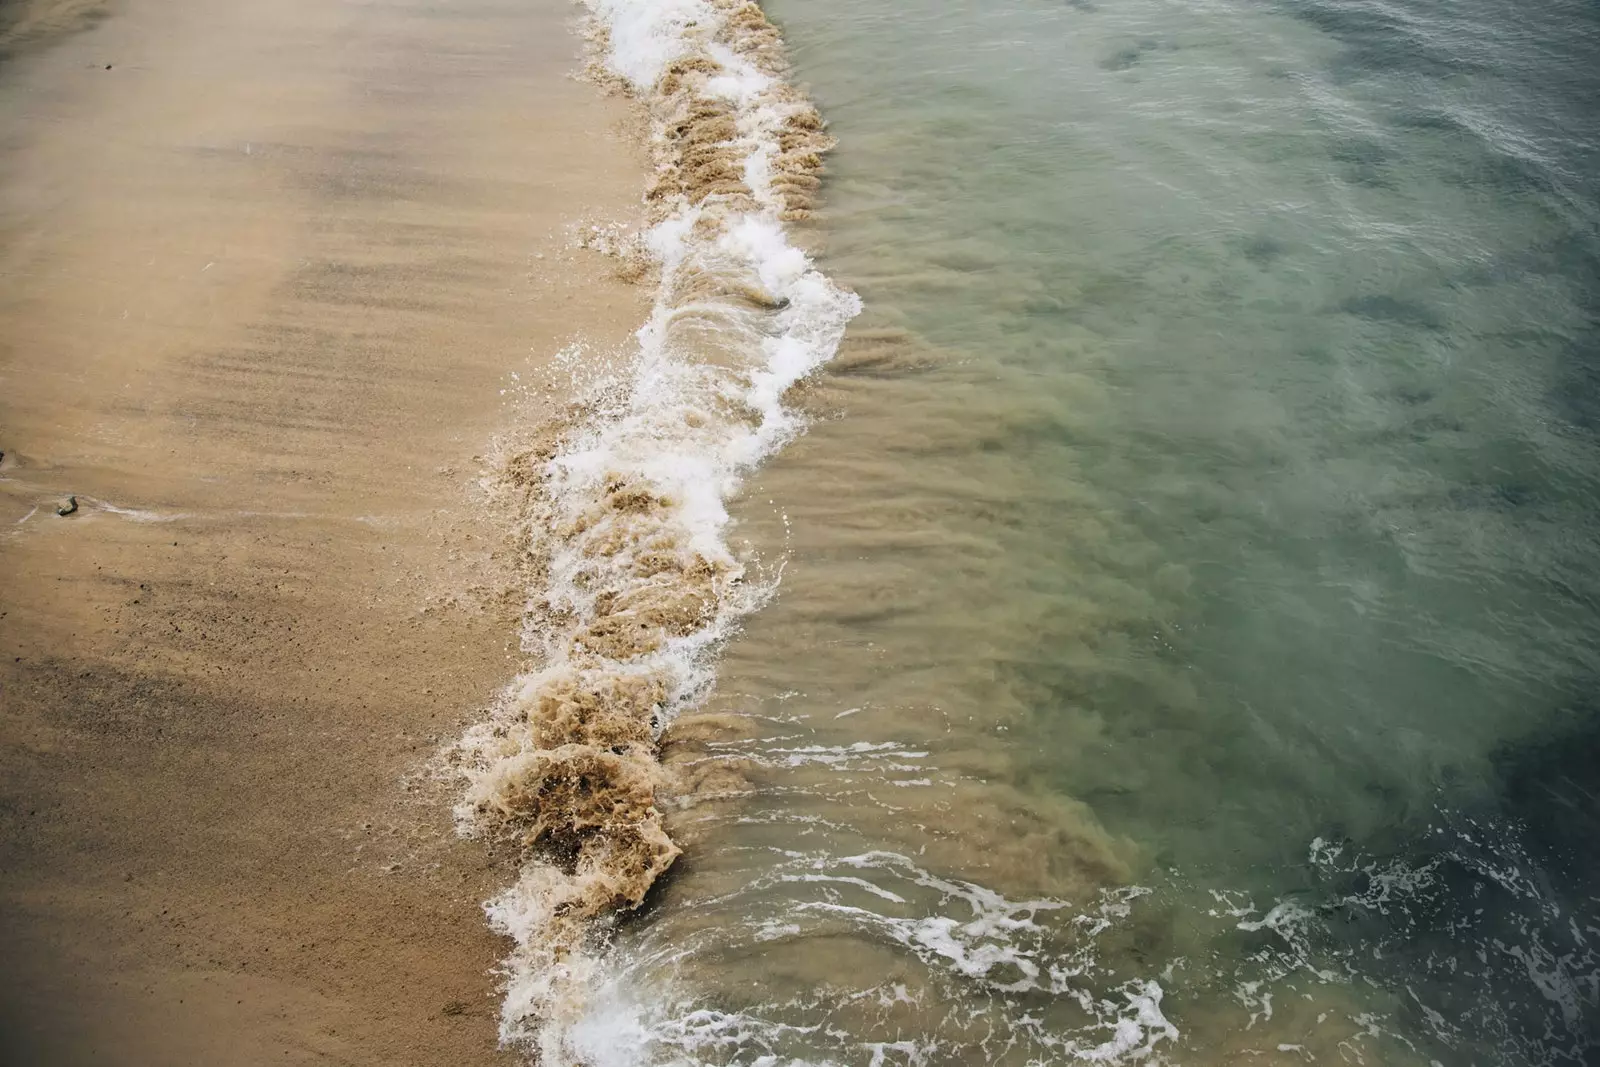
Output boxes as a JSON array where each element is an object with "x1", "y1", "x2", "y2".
[{"x1": 448, "y1": 1, "x2": 860, "y2": 1059}]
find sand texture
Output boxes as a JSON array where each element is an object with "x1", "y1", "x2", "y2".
[{"x1": 0, "y1": 0, "x2": 648, "y2": 1061}]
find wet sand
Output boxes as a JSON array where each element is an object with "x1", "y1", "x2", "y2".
[{"x1": 0, "y1": 0, "x2": 647, "y2": 1061}]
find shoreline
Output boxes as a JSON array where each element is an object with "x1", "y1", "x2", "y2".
[
  {"x1": 0, "y1": 0, "x2": 650, "y2": 1061},
  {"x1": 446, "y1": 0, "x2": 859, "y2": 1056}
]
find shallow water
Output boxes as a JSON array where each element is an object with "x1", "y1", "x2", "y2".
[{"x1": 558, "y1": 0, "x2": 1600, "y2": 1062}]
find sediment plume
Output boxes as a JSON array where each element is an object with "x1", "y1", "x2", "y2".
[{"x1": 449, "y1": 0, "x2": 859, "y2": 1060}]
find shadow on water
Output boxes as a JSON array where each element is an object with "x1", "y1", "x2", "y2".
[
  {"x1": 1298, "y1": 703, "x2": 1600, "y2": 1064},
  {"x1": 1492, "y1": 698, "x2": 1600, "y2": 891},
  {"x1": 1548, "y1": 242, "x2": 1600, "y2": 435}
]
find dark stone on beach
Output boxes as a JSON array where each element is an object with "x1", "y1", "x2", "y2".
[{"x1": 56, "y1": 496, "x2": 78, "y2": 516}]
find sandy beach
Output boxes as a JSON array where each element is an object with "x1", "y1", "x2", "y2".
[{"x1": 0, "y1": 0, "x2": 647, "y2": 1061}]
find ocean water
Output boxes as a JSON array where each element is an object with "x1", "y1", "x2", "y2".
[{"x1": 463, "y1": 0, "x2": 1600, "y2": 1062}]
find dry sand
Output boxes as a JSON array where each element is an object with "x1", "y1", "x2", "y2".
[{"x1": 0, "y1": 0, "x2": 648, "y2": 1061}]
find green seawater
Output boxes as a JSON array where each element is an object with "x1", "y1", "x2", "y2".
[{"x1": 576, "y1": 0, "x2": 1600, "y2": 1062}]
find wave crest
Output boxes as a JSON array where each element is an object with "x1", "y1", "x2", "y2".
[{"x1": 449, "y1": 0, "x2": 861, "y2": 1059}]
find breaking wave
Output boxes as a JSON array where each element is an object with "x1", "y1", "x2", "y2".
[{"x1": 448, "y1": 0, "x2": 860, "y2": 1059}]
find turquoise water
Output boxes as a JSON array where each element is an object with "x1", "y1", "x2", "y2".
[{"x1": 577, "y1": 0, "x2": 1600, "y2": 1062}]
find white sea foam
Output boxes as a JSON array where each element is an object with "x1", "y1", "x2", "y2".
[
  {"x1": 556, "y1": 850, "x2": 1177, "y2": 1065},
  {"x1": 448, "y1": 0, "x2": 861, "y2": 1061}
]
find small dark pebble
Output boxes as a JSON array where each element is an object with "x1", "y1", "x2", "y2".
[{"x1": 56, "y1": 495, "x2": 78, "y2": 517}]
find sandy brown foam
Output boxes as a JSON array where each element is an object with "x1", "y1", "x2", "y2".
[{"x1": 448, "y1": 0, "x2": 860, "y2": 1057}]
